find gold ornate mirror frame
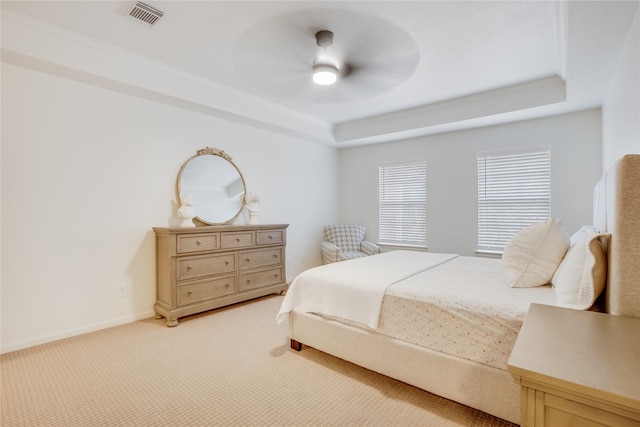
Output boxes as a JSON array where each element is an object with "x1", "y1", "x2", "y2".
[{"x1": 176, "y1": 147, "x2": 247, "y2": 226}]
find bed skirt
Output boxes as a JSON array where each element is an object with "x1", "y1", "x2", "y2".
[{"x1": 289, "y1": 310, "x2": 520, "y2": 424}]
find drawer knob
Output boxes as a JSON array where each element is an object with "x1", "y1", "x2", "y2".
[
  {"x1": 187, "y1": 291, "x2": 193, "y2": 296},
  {"x1": 236, "y1": 238, "x2": 241, "y2": 242},
  {"x1": 268, "y1": 235, "x2": 273, "y2": 239},
  {"x1": 273, "y1": 254, "x2": 278, "y2": 258},
  {"x1": 187, "y1": 265, "x2": 193, "y2": 270},
  {"x1": 225, "y1": 284, "x2": 230, "y2": 288},
  {"x1": 274, "y1": 274, "x2": 279, "y2": 278},
  {"x1": 246, "y1": 258, "x2": 251, "y2": 262},
  {"x1": 246, "y1": 279, "x2": 251, "y2": 284},
  {"x1": 197, "y1": 240, "x2": 203, "y2": 245},
  {"x1": 225, "y1": 261, "x2": 230, "y2": 265}
]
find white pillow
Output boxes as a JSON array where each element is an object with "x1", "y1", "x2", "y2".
[
  {"x1": 569, "y1": 225, "x2": 600, "y2": 246},
  {"x1": 552, "y1": 230, "x2": 609, "y2": 310},
  {"x1": 502, "y1": 218, "x2": 570, "y2": 288}
]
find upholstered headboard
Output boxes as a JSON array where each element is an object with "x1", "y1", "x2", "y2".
[{"x1": 594, "y1": 154, "x2": 640, "y2": 318}]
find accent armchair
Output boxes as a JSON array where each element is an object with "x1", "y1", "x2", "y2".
[{"x1": 321, "y1": 224, "x2": 381, "y2": 264}]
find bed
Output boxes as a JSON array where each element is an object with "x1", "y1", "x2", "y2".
[{"x1": 276, "y1": 154, "x2": 640, "y2": 424}]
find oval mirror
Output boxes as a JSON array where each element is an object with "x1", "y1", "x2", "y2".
[{"x1": 177, "y1": 147, "x2": 246, "y2": 225}]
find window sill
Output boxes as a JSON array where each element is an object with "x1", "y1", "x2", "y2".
[
  {"x1": 475, "y1": 250, "x2": 503, "y2": 259},
  {"x1": 378, "y1": 243, "x2": 429, "y2": 252}
]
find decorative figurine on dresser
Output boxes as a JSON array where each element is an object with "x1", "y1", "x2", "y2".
[{"x1": 153, "y1": 147, "x2": 288, "y2": 327}]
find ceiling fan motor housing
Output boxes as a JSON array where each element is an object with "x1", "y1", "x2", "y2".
[{"x1": 315, "y1": 30, "x2": 334, "y2": 48}]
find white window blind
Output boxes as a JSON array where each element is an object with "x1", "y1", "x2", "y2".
[
  {"x1": 378, "y1": 160, "x2": 427, "y2": 246},
  {"x1": 477, "y1": 149, "x2": 551, "y2": 253}
]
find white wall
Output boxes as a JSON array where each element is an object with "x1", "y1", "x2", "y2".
[
  {"x1": 339, "y1": 110, "x2": 602, "y2": 256},
  {"x1": 1, "y1": 63, "x2": 338, "y2": 353},
  {"x1": 603, "y1": 6, "x2": 640, "y2": 169}
]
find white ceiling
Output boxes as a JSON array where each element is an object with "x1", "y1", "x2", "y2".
[{"x1": 2, "y1": 1, "x2": 639, "y2": 147}]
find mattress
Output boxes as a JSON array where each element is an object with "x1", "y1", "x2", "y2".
[{"x1": 321, "y1": 256, "x2": 557, "y2": 370}]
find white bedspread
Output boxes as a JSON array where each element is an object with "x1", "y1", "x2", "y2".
[
  {"x1": 276, "y1": 250, "x2": 458, "y2": 329},
  {"x1": 377, "y1": 256, "x2": 557, "y2": 369}
]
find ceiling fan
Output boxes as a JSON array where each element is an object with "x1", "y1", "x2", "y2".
[
  {"x1": 312, "y1": 30, "x2": 344, "y2": 85},
  {"x1": 232, "y1": 8, "x2": 420, "y2": 102}
]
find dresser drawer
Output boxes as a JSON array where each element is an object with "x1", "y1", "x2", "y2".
[
  {"x1": 221, "y1": 231, "x2": 255, "y2": 249},
  {"x1": 176, "y1": 253, "x2": 236, "y2": 281},
  {"x1": 176, "y1": 233, "x2": 219, "y2": 254},
  {"x1": 257, "y1": 229, "x2": 285, "y2": 246},
  {"x1": 177, "y1": 275, "x2": 236, "y2": 306},
  {"x1": 239, "y1": 267, "x2": 284, "y2": 291},
  {"x1": 238, "y1": 247, "x2": 283, "y2": 270}
]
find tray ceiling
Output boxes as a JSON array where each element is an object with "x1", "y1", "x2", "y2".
[{"x1": 2, "y1": 1, "x2": 638, "y2": 146}]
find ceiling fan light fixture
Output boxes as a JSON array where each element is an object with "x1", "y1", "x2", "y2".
[{"x1": 313, "y1": 64, "x2": 338, "y2": 85}]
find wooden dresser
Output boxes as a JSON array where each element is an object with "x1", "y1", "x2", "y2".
[
  {"x1": 153, "y1": 224, "x2": 288, "y2": 326},
  {"x1": 508, "y1": 303, "x2": 640, "y2": 427}
]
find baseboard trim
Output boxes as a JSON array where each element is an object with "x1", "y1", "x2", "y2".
[{"x1": 1, "y1": 310, "x2": 156, "y2": 354}]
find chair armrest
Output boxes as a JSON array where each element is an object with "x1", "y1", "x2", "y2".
[
  {"x1": 360, "y1": 240, "x2": 381, "y2": 256},
  {"x1": 321, "y1": 241, "x2": 340, "y2": 264}
]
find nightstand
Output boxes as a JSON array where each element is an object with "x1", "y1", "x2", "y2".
[{"x1": 508, "y1": 303, "x2": 640, "y2": 426}]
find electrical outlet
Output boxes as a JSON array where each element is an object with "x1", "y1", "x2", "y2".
[{"x1": 117, "y1": 282, "x2": 128, "y2": 297}]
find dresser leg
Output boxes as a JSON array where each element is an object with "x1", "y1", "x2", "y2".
[
  {"x1": 290, "y1": 339, "x2": 302, "y2": 351},
  {"x1": 166, "y1": 318, "x2": 179, "y2": 327}
]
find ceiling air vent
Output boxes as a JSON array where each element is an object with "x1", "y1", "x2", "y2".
[{"x1": 128, "y1": 2, "x2": 164, "y2": 27}]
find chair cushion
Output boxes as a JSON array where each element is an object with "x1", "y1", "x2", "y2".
[
  {"x1": 338, "y1": 251, "x2": 369, "y2": 261},
  {"x1": 323, "y1": 225, "x2": 366, "y2": 252}
]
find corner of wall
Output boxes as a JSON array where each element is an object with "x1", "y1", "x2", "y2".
[{"x1": 602, "y1": 5, "x2": 640, "y2": 171}]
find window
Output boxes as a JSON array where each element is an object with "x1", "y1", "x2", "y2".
[
  {"x1": 378, "y1": 160, "x2": 427, "y2": 247},
  {"x1": 477, "y1": 148, "x2": 551, "y2": 253}
]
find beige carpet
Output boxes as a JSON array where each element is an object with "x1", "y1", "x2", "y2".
[{"x1": 1, "y1": 295, "x2": 517, "y2": 426}]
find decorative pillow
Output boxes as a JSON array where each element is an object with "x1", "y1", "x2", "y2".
[
  {"x1": 502, "y1": 218, "x2": 570, "y2": 288},
  {"x1": 552, "y1": 229, "x2": 609, "y2": 310},
  {"x1": 569, "y1": 225, "x2": 600, "y2": 246}
]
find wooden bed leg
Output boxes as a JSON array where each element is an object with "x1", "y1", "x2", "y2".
[{"x1": 290, "y1": 339, "x2": 302, "y2": 351}]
